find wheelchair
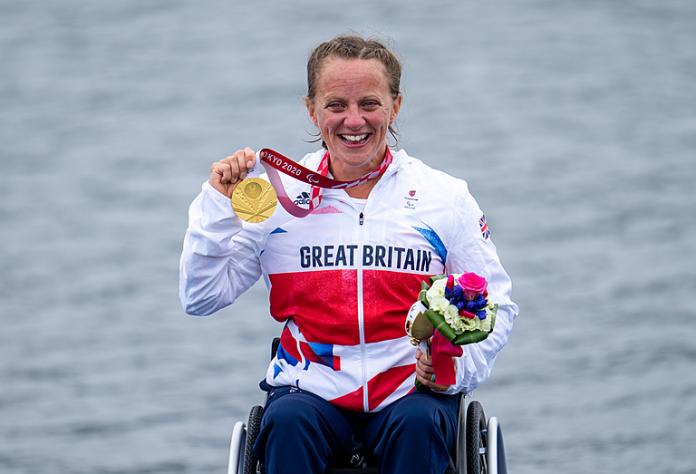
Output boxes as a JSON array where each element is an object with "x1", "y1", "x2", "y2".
[{"x1": 227, "y1": 339, "x2": 508, "y2": 474}]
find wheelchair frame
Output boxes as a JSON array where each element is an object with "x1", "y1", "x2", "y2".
[{"x1": 227, "y1": 339, "x2": 508, "y2": 474}]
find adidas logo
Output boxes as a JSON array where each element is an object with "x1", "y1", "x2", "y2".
[{"x1": 294, "y1": 191, "x2": 311, "y2": 206}]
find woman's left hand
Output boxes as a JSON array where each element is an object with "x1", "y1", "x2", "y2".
[{"x1": 415, "y1": 348, "x2": 450, "y2": 391}]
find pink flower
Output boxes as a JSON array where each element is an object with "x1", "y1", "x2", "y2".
[
  {"x1": 459, "y1": 309, "x2": 476, "y2": 319},
  {"x1": 457, "y1": 272, "x2": 488, "y2": 300}
]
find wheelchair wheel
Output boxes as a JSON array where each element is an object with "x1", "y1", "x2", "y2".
[
  {"x1": 243, "y1": 405, "x2": 264, "y2": 474},
  {"x1": 466, "y1": 401, "x2": 488, "y2": 474},
  {"x1": 227, "y1": 421, "x2": 245, "y2": 474},
  {"x1": 485, "y1": 417, "x2": 507, "y2": 474}
]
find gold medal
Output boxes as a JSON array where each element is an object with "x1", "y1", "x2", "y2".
[{"x1": 231, "y1": 178, "x2": 278, "y2": 223}]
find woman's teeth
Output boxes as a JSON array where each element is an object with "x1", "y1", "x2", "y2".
[{"x1": 341, "y1": 134, "x2": 368, "y2": 143}]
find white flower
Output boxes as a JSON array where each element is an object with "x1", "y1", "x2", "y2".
[
  {"x1": 429, "y1": 295, "x2": 450, "y2": 313},
  {"x1": 428, "y1": 278, "x2": 446, "y2": 297},
  {"x1": 444, "y1": 304, "x2": 459, "y2": 322},
  {"x1": 443, "y1": 305, "x2": 458, "y2": 329},
  {"x1": 459, "y1": 315, "x2": 478, "y2": 332},
  {"x1": 426, "y1": 280, "x2": 447, "y2": 311},
  {"x1": 480, "y1": 313, "x2": 492, "y2": 332}
]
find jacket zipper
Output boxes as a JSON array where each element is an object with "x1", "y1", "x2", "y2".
[
  {"x1": 356, "y1": 209, "x2": 368, "y2": 411},
  {"x1": 353, "y1": 163, "x2": 394, "y2": 412}
]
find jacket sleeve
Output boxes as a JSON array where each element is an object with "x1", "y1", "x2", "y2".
[
  {"x1": 179, "y1": 182, "x2": 264, "y2": 316},
  {"x1": 442, "y1": 184, "x2": 519, "y2": 394}
]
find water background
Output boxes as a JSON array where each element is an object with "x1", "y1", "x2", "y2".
[{"x1": 2, "y1": 1, "x2": 695, "y2": 473}]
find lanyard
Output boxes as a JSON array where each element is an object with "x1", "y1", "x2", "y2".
[{"x1": 257, "y1": 147, "x2": 393, "y2": 217}]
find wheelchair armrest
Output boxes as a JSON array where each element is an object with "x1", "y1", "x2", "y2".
[{"x1": 271, "y1": 337, "x2": 280, "y2": 360}]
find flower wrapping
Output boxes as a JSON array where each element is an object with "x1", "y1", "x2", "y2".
[{"x1": 411, "y1": 272, "x2": 498, "y2": 387}]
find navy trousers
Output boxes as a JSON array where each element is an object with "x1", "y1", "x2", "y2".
[{"x1": 253, "y1": 383, "x2": 459, "y2": 474}]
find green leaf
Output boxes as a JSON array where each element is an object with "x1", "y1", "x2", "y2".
[
  {"x1": 424, "y1": 309, "x2": 457, "y2": 341},
  {"x1": 418, "y1": 289, "x2": 429, "y2": 307},
  {"x1": 451, "y1": 310, "x2": 496, "y2": 345},
  {"x1": 452, "y1": 330, "x2": 489, "y2": 345}
]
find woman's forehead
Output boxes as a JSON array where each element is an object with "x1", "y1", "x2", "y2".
[{"x1": 315, "y1": 57, "x2": 389, "y2": 95}]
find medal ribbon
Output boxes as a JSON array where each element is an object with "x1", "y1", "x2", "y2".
[{"x1": 258, "y1": 147, "x2": 393, "y2": 217}]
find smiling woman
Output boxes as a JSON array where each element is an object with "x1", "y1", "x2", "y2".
[
  {"x1": 179, "y1": 34, "x2": 518, "y2": 474},
  {"x1": 305, "y1": 57, "x2": 402, "y2": 195},
  {"x1": 303, "y1": 37, "x2": 403, "y2": 196}
]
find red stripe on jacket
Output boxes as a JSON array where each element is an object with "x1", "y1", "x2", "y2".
[
  {"x1": 329, "y1": 364, "x2": 416, "y2": 411},
  {"x1": 269, "y1": 270, "x2": 429, "y2": 346},
  {"x1": 362, "y1": 270, "x2": 430, "y2": 343},
  {"x1": 279, "y1": 326, "x2": 302, "y2": 361},
  {"x1": 269, "y1": 270, "x2": 359, "y2": 345}
]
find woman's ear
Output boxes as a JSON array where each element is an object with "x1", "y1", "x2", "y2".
[
  {"x1": 305, "y1": 97, "x2": 318, "y2": 127},
  {"x1": 390, "y1": 94, "x2": 403, "y2": 124}
]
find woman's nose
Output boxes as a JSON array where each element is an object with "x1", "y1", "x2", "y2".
[{"x1": 344, "y1": 105, "x2": 366, "y2": 128}]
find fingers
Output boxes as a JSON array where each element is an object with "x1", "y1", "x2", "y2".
[
  {"x1": 415, "y1": 363, "x2": 431, "y2": 382},
  {"x1": 227, "y1": 148, "x2": 254, "y2": 182},
  {"x1": 417, "y1": 351, "x2": 432, "y2": 367},
  {"x1": 416, "y1": 371, "x2": 449, "y2": 392},
  {"x1": 415, "y1": 355, "x2": 433, "y2": 380},
  {"x1": 415, "y1": 350, "x2": 449, "y2": 392},
  {"x1": 208, "y1": 147, "x2": 257, "y2": 198},
  {"x1": 242, "y1": 147, "x2": 256, "y2": 172}
]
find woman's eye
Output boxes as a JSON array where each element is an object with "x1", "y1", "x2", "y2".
[
  {"x1": 326, "y1": 102, "x2": 345, "y2": 111},
  {"x1": 362, "y1": 101, "x2": 380, "y2": 110}
]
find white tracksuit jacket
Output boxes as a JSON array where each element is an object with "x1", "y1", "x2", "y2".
[{"x1": 179, "y1": 148, "x2": 518, "y2": 412}]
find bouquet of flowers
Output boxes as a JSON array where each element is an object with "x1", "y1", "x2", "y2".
[{"x1": 405, "y1": 272, "x2": 498, "y2": 386}]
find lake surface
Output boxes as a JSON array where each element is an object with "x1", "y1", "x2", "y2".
[{"x1": 2, "y1": 1, "x2": 695, "y2": 472}]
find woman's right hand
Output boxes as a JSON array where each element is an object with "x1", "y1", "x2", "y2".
[{"x1": 208, "y1": 147, "x2": 257, "y2": 198}]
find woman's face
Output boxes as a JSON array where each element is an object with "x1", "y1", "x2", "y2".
[{"x1": 306, "y1": 57, "x2": 401, "y2": 177}]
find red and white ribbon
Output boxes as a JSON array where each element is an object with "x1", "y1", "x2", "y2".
[{"x1": 256, "y1": 147, "x2": 393, "y2": 217}]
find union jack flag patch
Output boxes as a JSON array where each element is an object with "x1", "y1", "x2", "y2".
[{"x1": 479, "y1": 215, "x2": 490, "y2": 240}]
